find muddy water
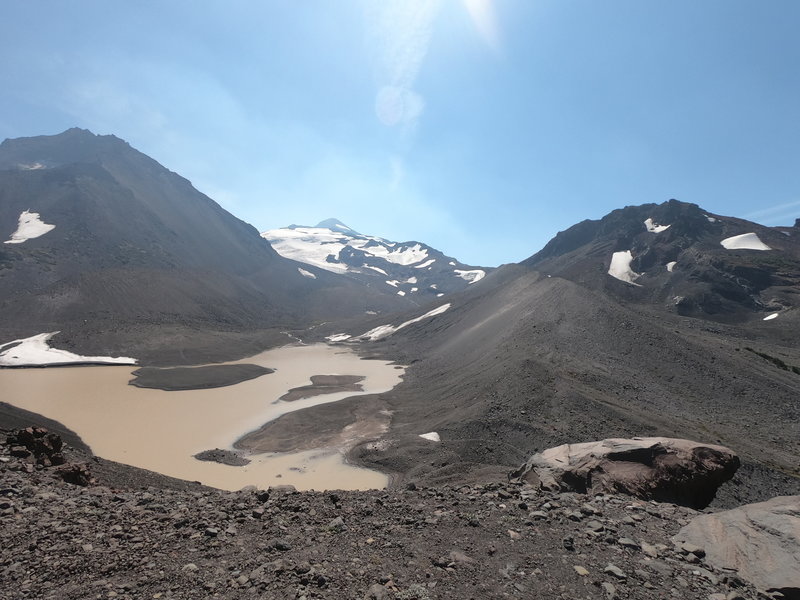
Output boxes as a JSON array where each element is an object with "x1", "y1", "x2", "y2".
[{"x1": 0, "y1": 344, "x2": 404, "y2": 491}]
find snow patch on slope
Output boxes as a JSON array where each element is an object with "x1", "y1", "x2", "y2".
[
  {"x1": 4, "y1": 210, "x2": 56, "y2": 244},
  {"x1": 298, "y1": 268, "x2": 316, "y2": 279},
  {"x1": 763, "y1": 313, "x2": 779, "y2": 321},
  {"x1": 608, "y1": 251, "x2": 642, "y2": 286},
  {"x1": 454, "y1": 269, "x2": 486, "y2": 284},
  {"x1": 414, "y1": 259, "x2": 436, "y2": 269},
  {"x1": 666, "y1": 261, "x2": 677, "y2": 272},
  {"x1": 419, "y1": 432, "x2": 441, "y2": 442},
  {"x1": 364, "y1": 265, "x2": 388, "y2": 275},
  {"x1": 644, "y1": 218, "x2": 670, "y2": 233},
  {"x1": 263, "y1": 227, "x2": 349, "y2": 273},
  {"x1": 360, "y1": 304, "x2": 451, "y2": 341},
  {"x1": 325, "y1": 333, "x2": 352, "y2": 342},
  {"x1": 0, "y1": 332, "x2": 137, "y2": 366},
  {"x1": 720, "y1": 233, "x2": 771, "y2": 251}
]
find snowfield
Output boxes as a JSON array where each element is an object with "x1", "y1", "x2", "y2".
[
  {"x1": 263, "y1": 226, "x2": 432, "y2": 272},
  {"x1": 4, "y1": 210, "x2": 56, "y2": 244},
  {"x1": 720, "y1": 233, "x2": 771, "y2": 251},
  {"x1": 0, "y1": 332, "x2": 137, "y2": 366},
  {"x1": 419, "y1": 432, "x2": 441, "y2": 442},
  {"x1": 360, "y1": 304, "x2": 452, "y2": 341},
  {"x1": 644, "y1": 218, "x2": 670, "y2": 233},
  {"x1": 608, "y1": 251, "x2": 642, "y2": 286},
  {"x1": 454, "y1": 269, "x2": 486, "y2": 284},
  {"x1": 325, "y1": 333, "x2": 353, "y2": 342},
  {"x1": 263, "y1": 227, "x2": 349, "y2": 273},
  {"x1": 297, "y1": 268, "x2": 316, "y2": 279}
]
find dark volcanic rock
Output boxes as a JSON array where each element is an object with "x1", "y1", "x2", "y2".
[
  {"x1": 193, "y1": 448, "x2": 250, "y2": 466},
  {"x1": 511, "y1": 437, "x2": 739, "y2": 509},
  {"x1": 0, "y1": 434, "x2": 767, "y2": 600},
  {"x1": 674, "y1": 495, "x2": 800, "y2": 598},
  {"x1": 6, "y1": 426, "x2": 65, "y2": 467}
]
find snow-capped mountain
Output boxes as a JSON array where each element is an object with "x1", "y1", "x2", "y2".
[{"x1": 263, "y1": 219, "x2": 491, "y2": 300}]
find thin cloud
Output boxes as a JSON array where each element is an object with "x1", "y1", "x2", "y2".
[
  {"x1": 362, "y1": 0, "x2": 442, "y2": 130},
  {"x1": 743, "y1": 199, "x2": 800, "y2": 224}
]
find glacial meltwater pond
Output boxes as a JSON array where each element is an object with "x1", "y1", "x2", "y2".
[{"x1": 0, "y1": 344, "x2": 404, "y2": 491}]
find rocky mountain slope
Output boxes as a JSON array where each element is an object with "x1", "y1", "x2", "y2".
[
  {"x1": 263, "y1": 219, "x2": 490, "y2": 301},
  {"x1": 302, "y1": 201, "x2": 800, "y2": 507},
  {"x1": 0, "y1": 129, "x2": 406, "y2": 364},
  {"x1": 523, "y1": 199, "x2": 800, "y2": 321}
]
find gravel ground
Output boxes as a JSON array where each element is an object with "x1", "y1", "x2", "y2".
[{"x1": 1, "y1": 430, "x2": 763, "y2": 600}]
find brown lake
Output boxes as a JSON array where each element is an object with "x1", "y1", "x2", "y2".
[{"x1": 0, "y1": 344, "x2": 404, "y2": 491}]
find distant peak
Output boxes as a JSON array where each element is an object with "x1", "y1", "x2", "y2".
[{"x1": 315, "y1": 218, "x2": 358, "y2": 235}]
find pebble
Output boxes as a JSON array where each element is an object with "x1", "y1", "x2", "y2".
[{"x1": 604, "y1": 564, "x2": 627, "y2": 580}]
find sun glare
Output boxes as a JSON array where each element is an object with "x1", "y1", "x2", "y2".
[{"x1": 462, "y1": 0, "x2": 501, "y2": 51}]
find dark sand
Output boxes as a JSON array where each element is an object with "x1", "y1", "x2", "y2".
[
  {"x1": 278, "y1": 374, "x2": 365, "y2": 401},
  {"x1": 194, "y1": 448, "x2": 251, "y2": 466},
  {"x1": 129, "y1": 364, "x2": 273, "y2": 391},
  {"x1": 235, "y1": 395, "x2": 388, "y2": 454}
]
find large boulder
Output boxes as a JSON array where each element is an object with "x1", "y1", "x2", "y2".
[
  {"x1": 510, "y1": 437, "x2": 739, "y2": 508},
  {"x1": 674, "y1": 496, "x2": 800, "y2": 599}
]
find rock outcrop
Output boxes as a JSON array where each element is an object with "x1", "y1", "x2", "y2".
[
  {"x1": 674, "y1": 495, "x2": 800, "y2": 599},
  {"x1": 511, "y1": 437, "x2": 739, "y2": 508},
  {"x1": 5, "y1": 426, "x2": 65, "y2": 467}
]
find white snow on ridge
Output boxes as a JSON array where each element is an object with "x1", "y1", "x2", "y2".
[
  {"x1": 406, "y1": 276, "x2": 417, "y2": 284},
  {"x1": 263, "y1": 226, "x2": 432, "y2": 272},
  {"x1": 763, "y1": 313, "x2": 779, "y2": 321},
  {"x1": 360, "y1": 304, "x2": 452, "y2": 341},
  {"x1": 414, "y1": 258, "x2": 436, "y2": 269},
  {"x1": 720, "y1": 233, "x2": 771, "y2": 251},
  {"x1": 608, "y1": 250, "x2": 642, "y2": 286},
  {"x1": 381, "y1": 243, "x2": 429, "y2": 266},
  {"x1": 0, "y1": 332, "x2": 137, "y2": 367},
  {"x1": 644, "y1": 218, "x2": 670, "y2": 233},
  {"x1": 454, "y1": 269, "x2": 486, "y2": 284},
  {"x1": 263, "y1": 227, "x2": 349, "y2": 273},
  {"x1": 364, "y1": 265, "x2": 388, "y2": 275},
  {"x1": 386, "y1": 280, "x2": 399, "y2": 287},
  {"x1": 325, "y1": 333, "x2": 352, "y2": 342},
  {"x1": 705, "y1": 215, "x2": 718, "y2": 223},
  {"x1": 297, "y1": 267, "x2": 316, "y2": 279},
  {"x1": 397, "y1": 290, "x2": 406, "y2": 296},
  {"x1": 666, "y1": 261, "x2": 677, "y2": 272},
  {"x1": 4, "y1": 210, "x2": 56, "y2": 244},
  {"x1": 419, "y1": 432, "x2": 441, "y2": 442}
]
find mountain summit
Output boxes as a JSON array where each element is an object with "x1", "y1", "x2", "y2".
[{"x1": 313, "y1": 218, "x2": 358, "y2": 235}]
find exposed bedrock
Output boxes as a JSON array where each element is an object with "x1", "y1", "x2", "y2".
[
  {"x1": 674, "y1": 495, "x2": 800, "y2": 599},
  {"x1": 511, "y1": 437, "x2": 739, "y2": 509}
]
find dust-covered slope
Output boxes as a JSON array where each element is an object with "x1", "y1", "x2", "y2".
[
  {"x1": 0, "y1": 129, "x2": 405, "y2": 363},
  {"x1": 341, "y1": 203, "x2": 800, "y2": 504}
]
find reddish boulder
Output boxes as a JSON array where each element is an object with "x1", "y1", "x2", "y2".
[{"x1": 511, "y1": 437, "x2": 739, "y2": 508}]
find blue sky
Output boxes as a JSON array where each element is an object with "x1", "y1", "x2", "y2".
[{"x1": 2, "y1": 1, "x2": 799, "y2": 266}]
